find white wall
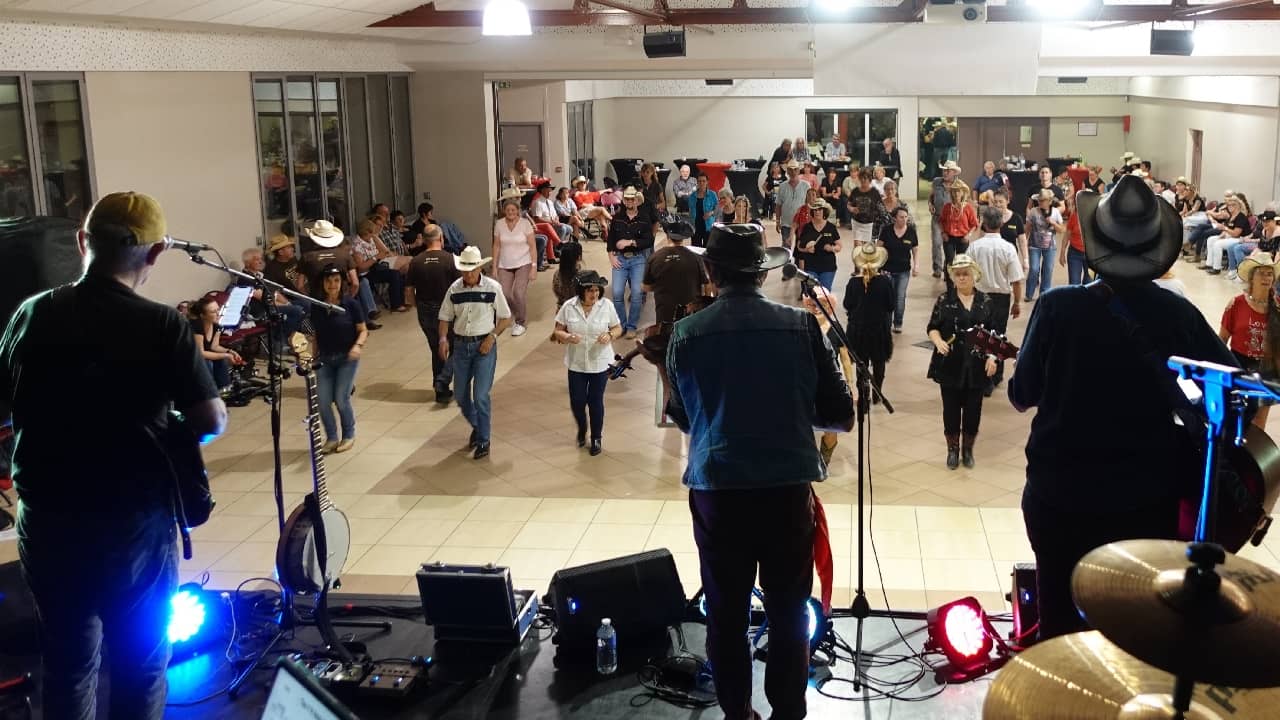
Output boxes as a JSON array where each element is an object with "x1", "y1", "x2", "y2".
[
  {"x1": 1128, "y1": 97, "x2": 1279, "y2": 204},
  {"x1": 412, "y1": 71, "x2": 498, "y2": 254},
  {"x1": 85, "y1": 71, "x2": 262, "y2": 305},
  {"x1": 1047, "y1": 117, "x2": 1126, "y2": 170},
  {"x1": 497, "y1": 82, "x2": 570, "y2": 188}
]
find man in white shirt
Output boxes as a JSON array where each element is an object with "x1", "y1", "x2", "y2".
[
  {"x1": 774, "y1": 160, "x2": 811, "y2": 250},
  {"x1": 824, "y1": 135, "x2": 847, "y2": 160},
  {"x1": 438, "y1": 246, "x2": 513, "y2": 459},
  {"x1": 966, "y1": 205, "x2": 1025, "y2": 393},
  {"x1": 531, "y1": 181, "x2": 570, "y2": 243}
]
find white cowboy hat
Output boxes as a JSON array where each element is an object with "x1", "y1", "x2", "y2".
[
  {"x1": 573, "y1": 175, "x2": 588, "y2": 185},
  {"x1": 306, "y1": 219, "x2": 344, "y2": 248},
  {"x1": 946, "y1": 253, "x2": 983, "y2": 284},
  {"x1": 1122, "y1": 151, "x2": 1135, "y2": 160},
  {"x1": 939, "y1": 160, "x2": 963, "y2": 174},
  {"x1": 621, "y1": 186, "x2": 643, "y2": 200},
  {"x1": 498, "y1": 187, "x2": 524, "y2": 202},
  {"x1": 852, "y1": 242, "x2": 888, "y2": 271},
  {"x1": 454, "y1": 245, "x2": 492, "y2": 271},
  {"x1": 785, "y1": 160, "x2": 801, "y2": 171}
]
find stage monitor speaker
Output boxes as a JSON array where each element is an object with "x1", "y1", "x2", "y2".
[
  {"x1": 549, "y1": 549, "x2": 686, "y2": 655},
  {"x1": 643, "y1": 30, "x2": 686, "y2": 59},
  {"x1": 1006, "y1": 562, "x2": 1039, "y2": 646},
  {"x1": 1150, "y1": 28, "x2": 1194, "y2": 57}
]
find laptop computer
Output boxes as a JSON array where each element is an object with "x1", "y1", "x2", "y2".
[{"x1": 260, "y1": 657, "x2": 360, "y2": 720}]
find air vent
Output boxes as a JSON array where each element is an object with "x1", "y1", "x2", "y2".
[
  {"x1": 1057, "y1": 77, "x2": 1089, "y2": 84},
  {"x1": 704, "y1": 79, "x2": 733, "y2": 86}
]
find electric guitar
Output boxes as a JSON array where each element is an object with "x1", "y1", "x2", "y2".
[
  {"x1": 965, "y1": 325, "x2": 1019, "y2": 361},
  {"x1": 276, "y1": 333, "x2": 352, "y2": 595}
]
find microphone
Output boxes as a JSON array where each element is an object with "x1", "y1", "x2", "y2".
[
  {"x1": 782, "y1": 262, "x2": 822, "y2": 285},
  {"x1": 164, "y1": 236, "x2": 212, "y2": 253}
]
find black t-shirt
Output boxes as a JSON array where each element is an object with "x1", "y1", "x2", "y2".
[
  {"x1": 643, "y1": 246, "x2": 708, "y2": 325},
  {"x1": 720, "y1": 210, "x2": 736, "y2": 224},
  {"x1": 797, "y1": 222, "x2": 841, "y2": 273},
  {"x1": 0, "y1": 276, "x2": 218, "y2": 510},
  {"x1": 309, "y1": 296, "x2": 367, "y2": 358},
  {"x1": 846, "y1": 187, "x2": 883, "y2": 224},
  {"x1": 879, "y1": 223, "x2": 918, "y2": 273},
  {"x1": 264, "y1": 257, "x2": 302, "y2": 291},
  {"x1": 1226, "y1": 212, "x2": 1251, "y2": 236},
  {"x1": 1178, "y1": 196, "x2": 1204, "y2": 215},
  {"x1": 821, "y1": 178, "x2": 842, "y2": 199},
  {"x1": 407, "y1": 249, "x2": 460, "y2": 305},
  {"x1": 608, "y1": 209, "x2": 656, "y2": 253},
  {"x1": 1000, "y1": 212, "x2": 1025, "y2": 246},
  {"x1": 300, "y1": 245, "x2": 355, "y2": 288}
]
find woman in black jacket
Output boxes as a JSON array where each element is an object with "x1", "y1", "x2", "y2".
[
  {"x1": 926, "y1": 255, "x2": 998, "y2": 470},
  {"x1": 843, "y1": 244, "x2": 895, "y2": 403}
]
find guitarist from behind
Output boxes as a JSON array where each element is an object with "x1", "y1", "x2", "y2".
[
  {"x1": 1008, "y1": 176, "x2": 1238, "y2": 642},
  {"x1": 0, "y1": 192, "x2": 227, "y2": 720}
]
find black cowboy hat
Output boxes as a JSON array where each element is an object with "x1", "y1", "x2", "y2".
[
  {"x1": 703, "y1": 223, "x2": 790, "y2": 272},
  {"x1": 662, "y1": 218, "x2": 696, "y2": 241},
  {"x1": 1076, "y1": 174, "x2": 1182, "y2": 282},
  {"x1": 574, "y1": 269, "x2": 609, "y2": 289}
]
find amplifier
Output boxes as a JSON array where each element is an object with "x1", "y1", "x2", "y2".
[
  {"x1": 416, "y1": 562, "x2": 539, "y2": 645},
  {"x1": 1007, "y1": 562, "x2": 1039, "y2": 645}
]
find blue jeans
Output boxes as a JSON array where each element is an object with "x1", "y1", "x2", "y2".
[
  {"x1": 1187, "y1": 223, "x2": 1218, "y2": 257},
  {"x1": 1229, "y1": 241, "x2": 1258, "y2": 273},
  {"x1": 357, "y1": 277, "x2": 377, "y2": 315},
  {"x1": 316, "y1": 354, "x2": 359, "y2": 441},
  {"x1": 1026, "y1": 244, "x2": 1054, "y2": 300},
  {"x1": 18, "y1": 504, "x2": 177, "y2": 720},
  {"x1": 889, "y1": 270, "x2": 910, "y2": 328},
  {"x1": 814, "y1": 270, "x2": 836, "y2": 291},
  {"x1": 453, "y1": 336, "x2": 498, "y2": 444},
  {"x1": 1066, "y1": 247, "x2": 1091, "y2": 285},
  {"x1": 206, "y1": 358, "x2": 231, "y2": 389},
  {"x1": 568, "y1": 369, "x2": 608, "y2": 440},
  {"x1": 535, "y1": 234, "x2": 548, "y2": 269},
  {"x1": 612, "y1": 249, "x2": 650, "y2": 332}
]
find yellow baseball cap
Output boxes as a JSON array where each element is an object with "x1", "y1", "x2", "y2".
[{"x1": 84, "y1": 191, "x2": 167, "y2": 246}]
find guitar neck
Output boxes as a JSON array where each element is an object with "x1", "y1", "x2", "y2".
[{"x1": 302, "y1": 368, "x2": 332, "y2": 511}]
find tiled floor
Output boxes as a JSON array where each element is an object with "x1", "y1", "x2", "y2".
[{"x1": 8, "y1": 201, "x2": 1279, "y2": 614}]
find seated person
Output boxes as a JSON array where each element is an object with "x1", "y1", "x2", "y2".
[
  {"x1": 265, "y1": 230, "x2": 305, "y2": 292},
  {"x1": 531, "y1": 180, "x2": 571, "y2": 243},
  {"x1": 188, "y1": 296, "x2": 242, "y2": 391},
  {"x1": 350, "y1": 218, "x2": 408, "y2": 312},
  {"x1": 1227, "y1": 209, "x2": 1279, "y2": 280},
  {"x1": 390, "y1": 209, "x2": 426, "y2": 255},
  {"x1": 508, "y1": 156, "x2": 534, "y2": 189},
  {"x1": 554, "y1": 187, "x2": 586, "y2": 240},
  {"x1": 373, "y1": 202, "x2": 424, "y2": 258}
]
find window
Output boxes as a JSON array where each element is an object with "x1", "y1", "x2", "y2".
[
  {"x1": 252, "y1": 73, "x2": 413, "y2": 238},
  {"x1": 804, "y1": 109, "x2": 899, "y2": 168},
  {"x1": 567, "y1": 100, "x2": 594, "y2": 182},
  {"x1": 0, "y1": 73, "x2": 93, "y2": 221}
]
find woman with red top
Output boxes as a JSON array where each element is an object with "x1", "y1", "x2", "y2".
[
  {"x1": 939, "y1": 179, "x2": 979, "y2": 289},
  {"x1": 1222, "y1": 250, "x2": 1279, "y2": 427},
  {"x1": 1057, "y1": 189, "x2": 1090, "y2": 285}
]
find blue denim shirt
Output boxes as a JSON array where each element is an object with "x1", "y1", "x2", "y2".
[{"x1": 665, "y1": 286, "x2": 855, "y2": 491}]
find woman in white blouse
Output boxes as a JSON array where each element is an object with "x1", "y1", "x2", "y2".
[
  {"x1": 493, "y1": 194, "x2": 538, "y2": 336},
  {"x1": 551, "y1": 270, "x2": 622, "y2": 455}
]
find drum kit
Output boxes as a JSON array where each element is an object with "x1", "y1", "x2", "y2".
[{"x1": 983, "y1": 539, "x2": 1280, "y2": 719}]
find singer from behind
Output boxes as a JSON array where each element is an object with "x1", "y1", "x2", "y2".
[
  {"x1": 0, "y1": 191, "x2": 227, "y2": 719},
  {"x1": 666, "y1": 224, "x2": 855, "y2": 720}
]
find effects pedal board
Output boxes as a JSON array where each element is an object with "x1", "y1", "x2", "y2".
[{"x1": 357, "y1": 659, "x2": 431, "y2": 699}]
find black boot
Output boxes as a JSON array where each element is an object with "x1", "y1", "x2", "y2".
[
  {"x1": 576, "y1": 425, "x2": 587, "y2": 448},
  {"x1": 961, "y1": 433, "x2": 976, "y2": 469},
  {"x1": 589, "y1": 438, "x2": 602, "y2": 456},
  {"x1": 945, "y1": 434, "x2": 960, "y2": 470}
]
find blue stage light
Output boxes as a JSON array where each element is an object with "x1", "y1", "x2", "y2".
[
  {"x1": 806, "y1": 598, "x2": 822, "y2": 642},
  {"x1": 167, "y1": 588, "x2": 207, "y2": 645}
]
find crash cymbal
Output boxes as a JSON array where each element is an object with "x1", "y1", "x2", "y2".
[
  {"x1": 983, "y1": 631, "x2": 1275, "y2": 720},
  {"x1": 1071, "y1": 539, "x2": 1280, "y2": 688}
]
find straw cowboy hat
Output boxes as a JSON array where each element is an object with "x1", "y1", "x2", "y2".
[
  {"x1": 949, "y1": 179, "x2": 972, "y2": 197},
  {"x1": 703, "y1": 223, "x2": 790, "y2": 272},
  {"x1": 1237, "y1": 249, "x2": 1280, "y2": 283},
  {"x1": 852, "y1": 242, "x2": 888, "y2": 272},
  {"x1": 498, "y1": 187, "x2": 524, "y2": 203},
  {"x1": 306, "y1": 219, "x2": 344, "y2": 249},
  {"x1": 1034, "y1": 188, "x2": 1057, "y2": 203},
  {"x1": 807, "y1": 199, "x2": 834, "y2": 215},
  {"x1": 1076, "y1": 174, "x2": 1183, "y2": 282},
  {"x1": 268, "y1": 235, "x2": 295, "y2": 254},
  {"x1": 946, "y1": 254, "x2": 983, "y2": 284},
  {"x1": 621, "y1": 186, "x2": 643, "y2": 200},
  {"x1": 785, "y1": 160, "x2": 801, "y2": 171},
  {"x1": 453, "y1": 245, "x2": 492, "y2": 271},
  {"x1": 939, "y1": 160, "x2": 963, "y2": 174}
]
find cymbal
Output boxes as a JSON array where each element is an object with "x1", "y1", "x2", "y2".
[
  {"x1": 983, "y1": 631, "x2": 1276, "y2": 720},
  {"x1": 1071, "y1": 539, "x2": 1280, "y2": 688}
]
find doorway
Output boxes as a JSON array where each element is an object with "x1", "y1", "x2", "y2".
[
  {"x1": 498, "y1": 122, "x2": 544, "y2": 184},
  {"x1": 1187, "y1": 129, "x2": 1203, "y2": 188},
  {"x1": 956, "y1": 118, "x2": 1050, "y2": 173}
]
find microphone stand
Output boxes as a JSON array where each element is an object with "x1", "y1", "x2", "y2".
[
  {"x1": 797, "y1": 273, "x2": 896, "y2": 692},
  {"x1": 183, "y1": 250, "x2": 388, "y2": 695}
]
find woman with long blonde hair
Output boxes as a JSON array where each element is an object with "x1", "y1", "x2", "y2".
[{"x1": 803, "y1": 286, "x2": 855, "y2": 465}]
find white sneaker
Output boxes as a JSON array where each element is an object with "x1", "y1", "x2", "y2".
[{"x1": 511, "y1": 324, "x2": 526, "y2": 337}]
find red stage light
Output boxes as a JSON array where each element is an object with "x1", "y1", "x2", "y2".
[{"x1": 926, "y1": 596, "x2": 1004, "y2": 682}]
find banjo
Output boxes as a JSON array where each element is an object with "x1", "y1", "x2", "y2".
[{"x1": 276, "y1": 333, "x2": 352, "y2": 595}]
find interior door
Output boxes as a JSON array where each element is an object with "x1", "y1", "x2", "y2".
[
  {"x1": 498, "y1": 123, "x2": 544, "y2": 180},
  {"x1": 956, "y1": 118, "x2": 982, "y2": 175}
]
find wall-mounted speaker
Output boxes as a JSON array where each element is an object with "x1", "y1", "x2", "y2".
[
  {"x1": 643, "y1": 29, "x2": 686, "y2": 59},
  {"x1": 1150, "y1": 28, "x2": 1194, "y2": 57}
]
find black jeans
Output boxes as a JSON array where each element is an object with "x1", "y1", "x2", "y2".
[
  {"x1": 856, "y1": 359, "x2": 886, "y2": 409},
  {"x1": 985, "y1": 292, "x2": 1011, "y2": 387},
  {"x1": 690, "y1": 484, "x2": 814, "y2": 720},
  {"x1": 18, "y1": 503, "x2": 177, "y2": 720},
  {"x1": 567, "y1": 369, "x2": 607, "y2": 440},
  {"x1": 1021, "y1": 490, "x2": 1179, "y2": 640},
  {"x1": 416, "y1": 300, "x2": 453, "y2": 391},
  {"x1": 941, "y1": 385, "x2": 984, "y2": 436},
  {"x1": 943, "y1": 235, "x2": 968, "y2": 288}
]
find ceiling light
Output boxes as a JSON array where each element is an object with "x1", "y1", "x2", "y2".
[
  {"x1": 815, "y1": 0, "x2": 858, "y2": 10},
  {"x1": 482, "y1": 0, "x2": 532, "y2": 36},
  {"x1": 1025, "y1": 0, "x2": 1090, "y2": 19}
]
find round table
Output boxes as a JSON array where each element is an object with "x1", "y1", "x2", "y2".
[
  {"x1": 1065, "y1": 167, "x2": 1089, "y2": 194},
  {"x1": 725, "y1": 169, "x2": 765, "y2": 215},
  {"x1": 609, "y1": 158, "x2": 644, "y2": 188},
  {"x1": 697, "y1": 162, "x2": 732, "y2": 193}
]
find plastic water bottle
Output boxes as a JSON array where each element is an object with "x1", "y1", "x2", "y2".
[{"x1": 596, "y1": 618, "x2": 618, "y2": 675}]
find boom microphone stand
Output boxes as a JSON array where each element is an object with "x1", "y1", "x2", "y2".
[
  {"x1": 183, "y1": 248, "x2": 389, "y2": 692},
  {"x1": 791, "y1": 267, "x2": 895, "y2": 692}
]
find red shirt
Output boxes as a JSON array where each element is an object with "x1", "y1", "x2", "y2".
[
  {"x1": 1221, "y1": 295, "x2": 1267, "y2": 358},
  {"x1": 1065, "y1": 210, "x2": 1084, "y2": 252},
  {"x1": 940, "y1": 202, "x2": 978, "y2": 239}
]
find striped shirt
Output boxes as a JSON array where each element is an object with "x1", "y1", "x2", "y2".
[{"x1": 438, "y1": 274, "x2": 512, "y2": 337}]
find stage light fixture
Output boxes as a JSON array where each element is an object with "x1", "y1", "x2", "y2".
[
  {"x1": 165, "y1": 584, "x2": 230, "y2": 661},
  {"x1": 167, "y1": 587, "x2": 207, "y2": 645},
  {"x1": 926, "y1": 596, "x2": 1007, "y2": 682},
  {"x1": 482, "y1": 0, "x2": 532, "y2": 36}
]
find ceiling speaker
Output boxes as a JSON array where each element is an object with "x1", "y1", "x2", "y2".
[
  {"x1": 643, "y1": 29, "x2": 686, "y2": 59},
  {"x1": 1150, "y1": 28, "x2": 1193, "y2": 57}
]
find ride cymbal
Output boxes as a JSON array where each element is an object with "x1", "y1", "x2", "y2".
[
  {"x1": 1071, "y1": 539, "x2": 1280, "y2": 688},
  {"x1": 983, "y1": 631, "x2": 1275, "y2": 720}
]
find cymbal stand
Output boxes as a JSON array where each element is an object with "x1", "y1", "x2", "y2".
[
  {"x1": 1169, "y1": 542, "x2": 1227, "y2": 720},
  {"x1": 183, "y1": 251, "x2": 389, "y2": 694},
  {"x1": 798, "y1": 277, "x2": 895, "y2": 692}
]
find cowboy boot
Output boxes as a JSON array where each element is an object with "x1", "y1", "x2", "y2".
[
  {"x1": 945, "y1": 434, "x2": 961, "y2": 470},
  {"x1": 961, "y1": 433, "x2": 977, "y2": 469}
]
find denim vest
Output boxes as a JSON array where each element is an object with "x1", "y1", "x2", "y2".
[{"x1": 665, "y1": 286, "x2": 854, "y2": 491}]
